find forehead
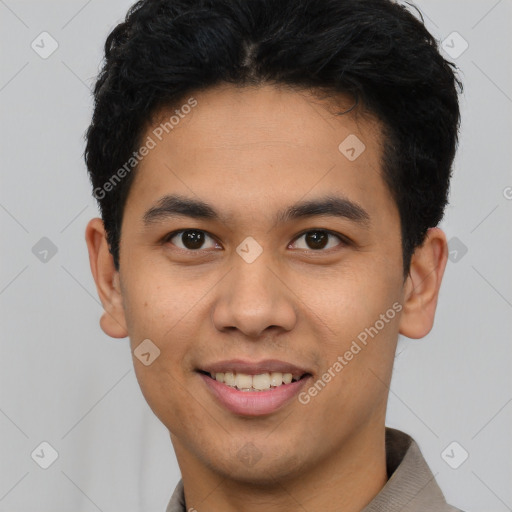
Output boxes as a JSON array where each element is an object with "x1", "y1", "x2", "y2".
[
  {"x1": 150, "y1": 83, "x2": 381, "y2": 153},
  {"x1": 125, "y1": 83, "x2": 396, "y2": 226}
]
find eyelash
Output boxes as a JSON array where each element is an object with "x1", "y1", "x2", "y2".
[{"x1": 161, "y1": 228, "x2": 350, "y2": 254}]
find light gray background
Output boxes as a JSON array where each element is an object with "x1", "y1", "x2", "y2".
[{"x1": 1, "y1": 1, "x2": 511, "y2": 511}]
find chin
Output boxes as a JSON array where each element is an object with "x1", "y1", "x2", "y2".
[{"x1": 205, "y1": 447, "x2": 307, "y2": 486}]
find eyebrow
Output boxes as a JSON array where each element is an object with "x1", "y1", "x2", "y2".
[{"x1": 142, "y1": 193, "x2": 370, "y2": 228}]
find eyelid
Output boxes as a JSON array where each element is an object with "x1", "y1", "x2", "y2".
[
  {"x1": 162, "y1": 229, "x2": 220, "y2": 250},
  {"x1": 289, "y1": 229, "x2": 350, "y2": 250},
  {"x1": 162, "y1": 228, "x2": 351, "y2": 252}
]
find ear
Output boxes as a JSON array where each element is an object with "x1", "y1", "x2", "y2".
[
  {"x1": 85, "y1": 218, "x2": 128, "y2": 339},
  {"x1": 399, "y1": 227, "x2": 448, "y2": 339}
]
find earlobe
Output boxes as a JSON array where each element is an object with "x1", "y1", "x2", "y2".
[
  {"x1": 399, "y1": 227, "x2": 448, "y2": 339},
  {"x1": 85, "y1": 218, "x2": 128, "y2": 339}
]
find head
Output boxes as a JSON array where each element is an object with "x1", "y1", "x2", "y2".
[{"x1": 85, "y1": 0, "x2": 461, "y2": 486}]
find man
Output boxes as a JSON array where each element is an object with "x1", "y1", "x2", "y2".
[{"x1": 84, "y1": 0, "x2": 464, "y2": 510}]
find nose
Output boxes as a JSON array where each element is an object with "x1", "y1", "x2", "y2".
[{"x1": 211, "y1": 254, "x2": 297, "y2": 339}]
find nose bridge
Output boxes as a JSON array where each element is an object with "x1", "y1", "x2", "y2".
[
  {"x1": 211, "y1": 249, "x2": 297, "y2": 337},
  {"x1": 231, "y1": 250, "x2": 275, "y2": 306}
]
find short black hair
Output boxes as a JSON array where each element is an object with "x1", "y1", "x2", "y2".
[{"x1": 85, "y1": 0, "x2": 462, "y2": 274}]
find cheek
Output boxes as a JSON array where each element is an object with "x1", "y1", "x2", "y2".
[
  {"x1": 133, "y1": 360, "x2": 199, "y2": 440},
  {"x1": 299, "y1": 261, "x2": 401, "y2": 402},
  {"x1": 120, "y1": 262, "x2": 208, "y2": 394},
  {"x1": 121, "y1": 264, "x2": 200, "y2": 345},
  {"x1": 301, "y1": 261, "x2": 400, "y2": 338}
]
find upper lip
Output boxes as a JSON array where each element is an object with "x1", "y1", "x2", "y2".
[{"x1": 198, "y1": 359, "x2": 312, "y2": 380}]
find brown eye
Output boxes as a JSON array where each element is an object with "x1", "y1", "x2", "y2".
[
  {"x1": 165, "y1": 230, "x2": 219, "y2": 251},
  {"x1": 291, "y1": 230, "x2": 345, "y2": 251},
  {"x1": 305, "y1": 231, "x2": 328, "y2": 249}
]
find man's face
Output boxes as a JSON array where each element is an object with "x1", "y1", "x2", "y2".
[{"x1": 115, "y1": 84, "x2": 406, "y2": 482}]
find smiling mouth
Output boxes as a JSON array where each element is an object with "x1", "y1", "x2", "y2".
[{"x1": 198, "y1": 370, "x2": 310, "y2": 392}]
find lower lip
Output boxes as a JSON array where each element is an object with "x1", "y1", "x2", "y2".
[{"x1": 199, "y1": 372, "x2": 310, "y2": 416}]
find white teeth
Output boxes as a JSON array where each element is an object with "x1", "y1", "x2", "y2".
[
  {"x1": 210, "y1": 371, "x2": 298, "y2": 390},
  {"x1": 235, "y1": 373, "x2": 253, "y2": 390},
  {"x1": 270, "y1": 372, "x2": 282, "y2": 387},
  {"x1": 224, "y1": 372, "x2": 235, "y2": 386},
  {"x1": 252, "y1": 373, "x2": 271, "y2": 390}
]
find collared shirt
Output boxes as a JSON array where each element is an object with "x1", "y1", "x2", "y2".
[{"x1": 165, "y1": 427, "x2": 464, "y2": 512}]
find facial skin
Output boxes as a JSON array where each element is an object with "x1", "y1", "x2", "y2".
[{"x1": 86, "y1": 83, "x2": 448, "y2": 512}]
